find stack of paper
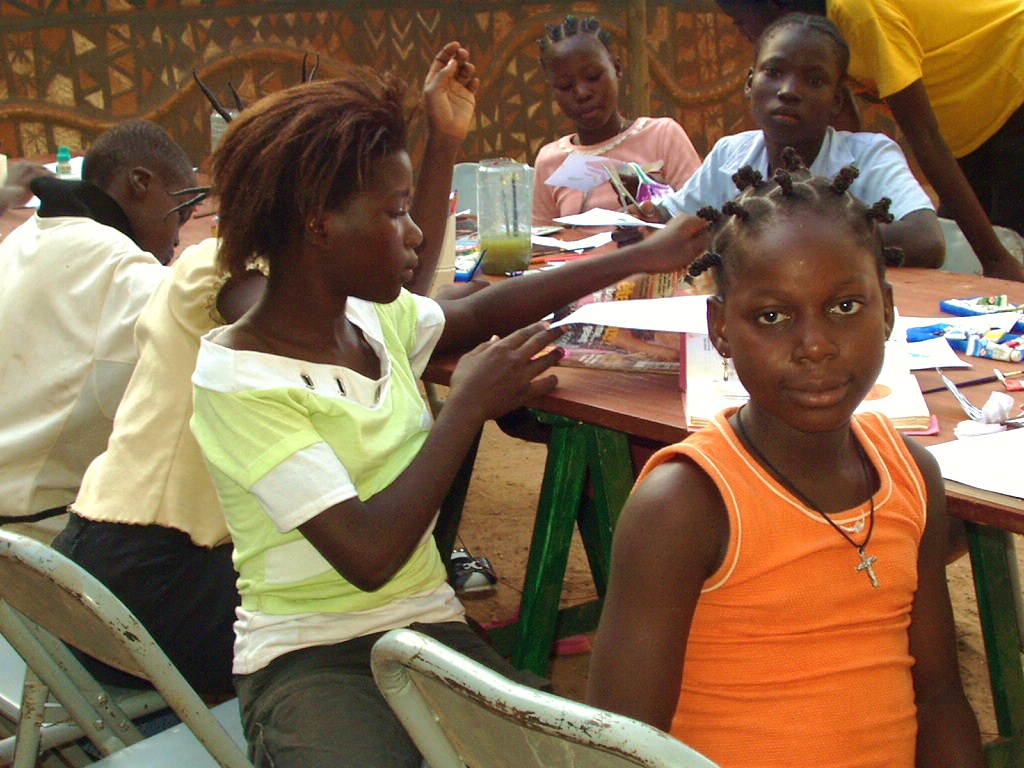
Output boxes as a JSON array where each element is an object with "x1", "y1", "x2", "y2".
[{"x1": 928, "y1": 428, "x2": 1023, "y2": 500}]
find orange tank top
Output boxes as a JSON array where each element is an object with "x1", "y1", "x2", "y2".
[{"x1": 637, "y1": 409, "x2": 926, "y2": 768}]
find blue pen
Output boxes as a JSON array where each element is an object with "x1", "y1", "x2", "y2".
[{"x1": 469, "y1": 250, "x2": 486, "y2": 280}]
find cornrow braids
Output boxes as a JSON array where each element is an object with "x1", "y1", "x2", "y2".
[
  {"x1": 755, "y1": 11, "x2": 849, "y2": 81},
  {"x1": 831, "y1": 165, "x2": 860, "y2": 194},
  {"x1": 538, "y1": 14, "x2": 613, "y2": 55},
  {"x1": 696, "y1": 205, "x2": 721, "y2": 225},
  {"x1": 778, "y1": 145, "x2": 804, "y2": 172},
  {"x1": 773, "y1": 169, "x2": 795, "y2": 196},
  {"x1": 731, "y1": 166, "x2": 764, "y2": 192},
  {"x1": 693, "y1": 149, "x2": 897, "y2": 295},
  {"x1": 867, "y1": 197, "x2": 894, "y2": 225},
  {"x1": 686, "y1": 251, "x2": 724, "y2": 285},
  {"x1": 882, "y1": 246, "x2": 905, "y2": 268},
  {"x1": 722, "y1": 200, "x2": 750, "y2": 220}
]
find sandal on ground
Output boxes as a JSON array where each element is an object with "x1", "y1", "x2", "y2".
[{"x1": 450, "y1": 547, "x2": 498, "y2": 594}]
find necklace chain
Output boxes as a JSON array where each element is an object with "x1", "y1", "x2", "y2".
[{"x1": 735, "y1": 407, "x2": 879, "y2": 588}]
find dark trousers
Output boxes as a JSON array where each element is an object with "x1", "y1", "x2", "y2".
[
  {"x1": 52, "y1": 513, "x2": 238, "y2": 696},
  {"x1": 953, "y1": 100, "x2": 1024, "y2": 235}
]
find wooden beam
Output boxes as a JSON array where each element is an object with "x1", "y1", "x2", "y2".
[{"x1": 626, "y1": 0, "x2": 650, "y2": 117}]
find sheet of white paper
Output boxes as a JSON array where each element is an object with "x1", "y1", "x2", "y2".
[
  {"x1": 531, "y1": 231, "x2": 614, "y2": 251},
  {"x1": 550, "y1": 295, "x2": 710, "y2": 334},
  {"x1": 554, "y1": 208, "x2": 666, "y2": 229},
  {"x1": 23, "y1": 156, "x2": 85, "y2": 208},
  {"x1": 544, "y1": 154, "x2": 618, "y2": 192},
  {"x1": 927, "y1": 427, "x2": 1024, "y2": 499},
  {"x1": 904, "y1": 336, "x2": 973, "y2": 370},
  {"x1": 896, "y1": 312, "x2": 1022, "y2": 339}
]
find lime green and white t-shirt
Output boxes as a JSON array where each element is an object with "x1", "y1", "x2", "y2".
[{"x1": 192, "y1": 290, "x2": 463, "y2": 675}]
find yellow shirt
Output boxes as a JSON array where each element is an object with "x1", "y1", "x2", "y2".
[
  {"x1": 73, "y1": 238, "x2": 230, "y2": 548},
  {"x1": 830, "y1": 0, "x2": 1024, "y2": 155}
]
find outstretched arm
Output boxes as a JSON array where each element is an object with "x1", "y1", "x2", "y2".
[
  {"x1": 902, "y1": 438, "x2": 985, "y2": 768},
  {"x1": 587, "y1": 456, "x2": 727, "y2": 729},
  {"x1": 887, "y1": 80, "x2": 1023, "y2": 281},
  {"x1": 436, "y1": 213, "x2": 708, "y2": 352},
  {"x1": 406, "y1": 42, "x2": 480, "y2": 296}
]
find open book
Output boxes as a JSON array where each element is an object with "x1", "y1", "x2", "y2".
[{"x1": 683, "y1": 334, "x2": 932, "y2": 431}]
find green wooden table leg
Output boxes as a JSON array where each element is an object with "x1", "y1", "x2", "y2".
[
  {"x1": 511, "y1": 414, "x2": 589, "y2": 675},
  {"x1": 577, "y1": 426, "x2": 633, "y2": 597},
  {"x1": 965, "y1": 522, "x2": 1024, "y2": 767},
  {"x1": 504, "y1": 414, "x2": 636, "y2": 677}
]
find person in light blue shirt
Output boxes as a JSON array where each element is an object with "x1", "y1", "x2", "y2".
[{"x1": 655, "y1": 13, "x2": 945, "y2": 268}]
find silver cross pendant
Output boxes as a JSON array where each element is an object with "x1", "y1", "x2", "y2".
[{"x1": 856, "y1": 548, "x2": 879, "y2": 588}]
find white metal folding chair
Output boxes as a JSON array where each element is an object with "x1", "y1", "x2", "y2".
[
  {"x1": 87, "y1": 699, "x2": 246, "y2": 768},
  {"x1": 371, "y1": 628, "x2": 722, "y2": 768},
  {"x1": 0, "y1": 530, "x2": 251, "y2": 767}
]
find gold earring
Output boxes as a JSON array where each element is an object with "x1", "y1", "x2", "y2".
[{"x1": 721, "y1": 354, "x2": 730, "y2": 381}]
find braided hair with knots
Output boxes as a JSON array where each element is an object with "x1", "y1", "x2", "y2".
[
  {"x1": 538, "y1": 15, "x2": 612, "y2": 56},
  {"x1": 687, "y1": 148, "x2": 903, "y2": 295}
]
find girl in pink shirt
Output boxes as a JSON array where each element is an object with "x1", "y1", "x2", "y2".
[{"x1": 532, "y1": 15, "x2": 701, "y2": 226}]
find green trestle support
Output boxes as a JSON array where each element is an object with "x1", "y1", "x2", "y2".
[
  {"x1": 501, "y1": 411, "x2": 635, "y2": 677},
  {"x1": 966, "y1": 522, "x2": 1024, "y2": 767}
]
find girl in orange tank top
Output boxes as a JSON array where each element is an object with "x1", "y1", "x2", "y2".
[{"x1": 586, "y1": 149, "x2": 984, "y2": 768}]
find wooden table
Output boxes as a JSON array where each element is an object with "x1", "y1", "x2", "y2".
[{"x1": 427, "y1": 268, "x2": 1024, "y2": 766}]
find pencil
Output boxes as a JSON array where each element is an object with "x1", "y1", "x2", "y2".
[{"x1": 921, "y1": 369, "x2": 1024, "y2": 394}]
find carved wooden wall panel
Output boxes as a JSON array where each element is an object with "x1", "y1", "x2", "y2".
[{"x1": 0, "y1": 1, "x2": 896, "y2": 169}]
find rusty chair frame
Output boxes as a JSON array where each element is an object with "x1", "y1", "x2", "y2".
[
  {"x1": 371, "y1": 628, "x2": 722, "y2": 768},
  {"x1": 0, "y1": 530, "x2": 251, "y2": 768}
]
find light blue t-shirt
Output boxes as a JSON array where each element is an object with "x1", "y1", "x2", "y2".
[{"x1": 660, "y1": 128, "x2": 934, "y2": 220}]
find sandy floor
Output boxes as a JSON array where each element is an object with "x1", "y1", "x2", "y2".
[{"x1": 455, "y1": 419, "x2": 1005, "y2": 742}]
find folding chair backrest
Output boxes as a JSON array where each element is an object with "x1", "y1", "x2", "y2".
[
  {"x1": 0, "y1": 531, "x2": 252, "y2": 767},
  {"x1": 371, "y1": 628, "x2": 722, "y2": 768}
]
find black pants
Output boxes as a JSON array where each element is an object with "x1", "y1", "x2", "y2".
[
  {"x1": 953, "y1": 100, "x2": 1024, "y2": 235},
  {"x1": 52, "y1": 513, "x2": 238, "y2": 696}
]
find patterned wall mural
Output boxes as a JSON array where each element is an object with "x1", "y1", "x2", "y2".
[{"x1": 0, "y1": 0, "x2": 897, "y2": 170}]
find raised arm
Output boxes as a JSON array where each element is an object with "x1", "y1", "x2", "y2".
[
  {"x1": 435, "y1": 212, "x2": 708, "y2": 352},
  {"x1": 887, "y1": 80, "x2": 1023, "y2": 281},
  {"x1": 406, "y1": 42, "x2": 479, "y2": 295},
  {"x1": 881, "y1": 209, "x2": 945, "y2": 269},
  {"x1": 587, "y1": 456, "x2": 727, "y2": 729},
  {"x1": 902, "y1": 438, "x2": 985, "y2": 768}
]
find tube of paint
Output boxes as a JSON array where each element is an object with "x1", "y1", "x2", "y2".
[{"x1": 965, "y1": 336, "x2": 1023, "y2": 363}]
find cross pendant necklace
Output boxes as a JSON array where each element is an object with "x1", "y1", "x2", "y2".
[
  {"x1": 735, "y1": 406, "x2": 880, "y2": 588},
  {"x1": 856, "y1": 549, "x2": 879, "y2": 588}
]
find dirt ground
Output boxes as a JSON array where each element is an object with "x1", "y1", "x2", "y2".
[{"x1": 455, "y1": 419, "x2": 1004, "y2": 742}]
